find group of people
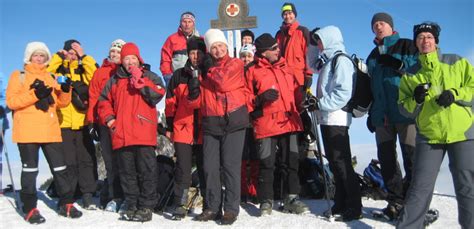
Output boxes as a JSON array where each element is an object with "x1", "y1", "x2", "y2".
[{"x1": 2, "y1": 2, "x2": 472, "y2": 228}]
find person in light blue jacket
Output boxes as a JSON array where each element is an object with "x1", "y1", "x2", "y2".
[{"x1": 311, "y1": 25, "x2": 362, "y2": 222}]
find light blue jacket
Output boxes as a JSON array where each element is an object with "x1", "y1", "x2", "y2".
[{"x1": 315, "y1": 26, "x2": 354, "y2": 126}]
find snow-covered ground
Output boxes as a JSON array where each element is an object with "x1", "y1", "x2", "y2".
[{"x1": 0, "y1": 191, "x2": 460, "y2": 228}]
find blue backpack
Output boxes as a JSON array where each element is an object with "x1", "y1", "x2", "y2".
[{"x1": 359, "y1": 159, "x2": 387, "y2": 200}]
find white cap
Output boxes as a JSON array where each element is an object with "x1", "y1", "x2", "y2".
[
  {"x1": 24, "y1": 41, "x2": 51, "y2": 64},
  {"x1": 110, "y1": 39, "x2": 126, "y2": 52},
  {"x1": 239, "y1": 44, "x2": 256, "y2": 56},
  {"x1": 204, "y1": 29, "x2": 227, "y2": 52}
]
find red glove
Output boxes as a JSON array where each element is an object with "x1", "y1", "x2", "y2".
[{"x1": 129, "y1": 66, "x2": 145, "y2": 89}]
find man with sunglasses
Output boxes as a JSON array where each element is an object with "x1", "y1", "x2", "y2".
[
  {"x1": 365, "y1": 12, "x2": 419, "y2": 221},
  {"x1": 246, "y1": 33, "x2": 308, "y2": 216}
]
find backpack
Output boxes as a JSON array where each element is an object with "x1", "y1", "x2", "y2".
[
  {"x1": 299, "y1": 157, "x2": 335, "y2": 199},
  {"x1": 331, "y1": 52, "x2": 373, "y2": 118},
  {"x1": 359, "y1": 159, "x2": 387, "y2": 200}
]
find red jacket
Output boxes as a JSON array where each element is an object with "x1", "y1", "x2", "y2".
[
  {"x1": 188, "y1": 55, "x2": 250, "y2": 136},
  {"x1": 87, "y1": 58, "x2": 117, "y2": 124},
  {"x1": 165, "y1": 61, "x2": 203, "y2": 144},
  {"x1": 246, "y1": 57, "x2": 303, "y2": 139},
  {"x1": 98, "y1": 66, "x2": 165, "y2": 150},
  {"x1": 160, "y1": 28, "x2": 190, "y2": 77},
  {"x1": 276, "y1": 21, "x2": 312, "y2": 86}
]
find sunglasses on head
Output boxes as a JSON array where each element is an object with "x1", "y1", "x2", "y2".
[{"x1": 269, "y1": 44, "x2": 279, "y2": 51}]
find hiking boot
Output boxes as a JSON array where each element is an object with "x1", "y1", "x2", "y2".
[
  {"x1": 194, "y1": 209, "x2": 217, "y2": 221},
  {"x1": 24, "y1": 208, "x2": 46, "y2": 224},
  {"x1": 259, "y1": 201, "x2": 273, "y2": 216},
  {"x1": 120, "y1": 204, "x2": 137, "y2": 221},
  {"x1": 220, "y1": 212, "x2": 238, "y2": 225},
  {"x1": 104, "y1": 199, "x2": 121, "y2": 212},
  {"x1": 131, "y1": 208, "x2": 153, "y2": 222},
  {"x1": 382, "y1": 203, "x2": 402, "y2": 221},
  {"x1": 283, "y1": 195, "x2": 309, "y2": 214},
  {"x1": 335, "y1": 208, "x2": 362, "y2": 222},
  {"x1": 82, "y1": 193, "x2": 97, "y2": 210},
  {"x1": 58, "y1": 203, "x2": 83, "y2": 218},
  {"x1": 171, "y1": 205, "x2": 187, "y2": 220}
]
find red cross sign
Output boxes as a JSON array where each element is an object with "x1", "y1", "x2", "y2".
[{"x1": 226, "y1": 3, "x2": 240, "y2": 17}]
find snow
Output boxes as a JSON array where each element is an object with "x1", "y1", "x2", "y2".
[{"x1": 0, "y1": 191, "x2": 460, "y2": 229}]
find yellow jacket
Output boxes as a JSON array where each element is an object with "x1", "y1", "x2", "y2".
[
  {"x1": 6, "y1": 63, "x2": 71, "y2": 143},
  {"x1": 47, "y1": 53, "x2": 97, "y2": 129}
]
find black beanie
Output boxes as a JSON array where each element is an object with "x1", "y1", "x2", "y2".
[
  {"x1": 241, "y1": 29, "x2": 255, "y2": 43},
  {"x1": 64, "y1": 39, "x2": 80, "y2": 51},
  {"x1": 413, "y1": 22, "x2": 441, "y2": 44},
  {"x1": 187, "y1": 36, "x2": 206, "y2": 54},
  {"x1": 371, "y1": 12, "x2": 393, "y2": 30},
  {"x1": 281, "y1": 2, "x2": 297, "y2": 17},
  {"x1": 255, "y1": 33, "x2": 277, "y2": 56}
]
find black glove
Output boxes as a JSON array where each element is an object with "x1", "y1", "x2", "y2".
[
  {"x1": 414, "y1": 83, "x2": 429, "y2": 104},
  {"x1": 378, "y1": 54, "x2": 403, "y2": 71},
  {"x1": 256, "y1": 89, "x2": 279, "y2": 106},
  {"x1": 35, "y1": 98, "x2": 50, "y2": 111},
  {"x1": 436, "y1": 90, "x2": 455, "y2": 108},
  {"x1": 199, "y1": 54, "x2": 214, "y2": 77},
  {"x1": 88, "y1": 123, "x2": 100, "y2": 141},
  {"x1": 187, "y1": 77, "x2": 200, "y2": 100},
  {"x1": 157, "y1": 123, "x2": 166, "y2": 135},
  {"x1": 34, "y1": 86, "x2": 53, "y2": 100},
  {"x1": 60, "y1": 77, "x2": 72, "y2": 93},
  {"x1": 366, "y1": 115, "x2": 376, "y2": 133},
  {"x1": 165, "y1": 117, "x2": 174, "y2": 132},
  {"x1": 304, "y1": 94, "x2": 319, "y2": 111}
]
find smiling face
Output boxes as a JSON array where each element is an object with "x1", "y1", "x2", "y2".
[
  {"x1": 109, "y1": 49, "x2": 121, "y2": 64},
  {"x1": 122, "y1": 55, "x2": 140, "y2": 72},
  {"x1": 416, "y1": 32, "x2": 437, "y2": 54},
  {"x1": 262, "y1": 44, "x2": 280, "y2": 63},
  {"x1": 210, "y1": 42, "x2": 228, "y2": 60},
  {"x1": 372, "y1": 21, "x2": 393, "y2": 40},
  {"x1": 30, "y1": 51, "x2": 48, "y2": 65},
  {"x1": 282, "y1": 11, "x2": 296, "y2": 24}
]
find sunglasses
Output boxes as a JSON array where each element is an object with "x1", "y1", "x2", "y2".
[{"x1": 269, "y1": 44, "x2": 279, "y2": 51}]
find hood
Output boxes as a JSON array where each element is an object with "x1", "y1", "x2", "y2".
[{"x1": 315, "y1": 25, "x2": 345, "y2": 59}]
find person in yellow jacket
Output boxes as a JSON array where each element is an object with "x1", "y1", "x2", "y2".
[
  {"x1": 47, "y1": 39, "x2": 98, "y2": 209},
  {"x1": 6, "y1": 41, "x2": 83, "y2": 224}
]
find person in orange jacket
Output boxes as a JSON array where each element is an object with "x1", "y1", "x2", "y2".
[
  {"x1": 87, "y1": 39, "x2": 126, "y2": 210},
  {"x1": 6, "y1": 41, "x2": 82, "y2": 224}
]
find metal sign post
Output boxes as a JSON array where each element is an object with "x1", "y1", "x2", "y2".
[{"x1": 211, "y1": 0, "x2": 257, "y2": 58}]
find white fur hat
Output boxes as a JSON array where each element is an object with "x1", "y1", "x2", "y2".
[
  {"x1": 24, "y1": 41, "x2": 51, "y2": 64},
  {"x1": 110, "y1": 39, "x2": 126, "y2": 52},
  {"x1": 204, "y1": 29, "x2": 227, "y2": 52}
]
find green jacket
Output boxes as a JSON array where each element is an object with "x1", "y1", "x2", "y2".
[{"x1": 398, "y1": 50, "x2": 473, "y2": 144}]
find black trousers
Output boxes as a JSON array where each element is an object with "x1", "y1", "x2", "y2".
[
  {"x1": 173, "y1": 142, "x2": 205, "y2": 205},
  {"x1": 257, "y1": 132, "x2": 300, "y2": 202},
  {"x1": 18, "y1": 143, "x2": 74, "y2": 213},
  {"x1": 98, "y1": 125, "x2": 122, "y2": 203},
  {"x1": 117, "y1": 146, "x2": 158, "y2": 209},
  {"x1": 61, "y1": 128, "x2": 97, "y2": 195},
  {"x1": 203, "y1": 129, "x2": 245, "y2": 214},
  {"x1": 320, "y1": 125, "x2": 362, "y2": 211}
]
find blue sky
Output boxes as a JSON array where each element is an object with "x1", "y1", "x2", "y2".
[{"x1": 1, "y1": 0, "x2": 472, "y2": 194}]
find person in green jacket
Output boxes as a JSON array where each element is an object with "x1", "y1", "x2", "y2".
[{"x1": 397, "y1": 22, "x2": 474, "y2": 229}]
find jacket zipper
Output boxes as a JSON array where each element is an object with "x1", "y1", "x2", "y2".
[{"x1": 137, "y1": 114, "x2": 154, "y2": 124}]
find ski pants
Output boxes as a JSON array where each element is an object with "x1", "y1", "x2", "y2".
[
  {"x1": 397, "y1": 139, "x2": 474, "y2": 229},
  {"x1": 18, "y1": 143, "x2": 74, "y2": 213},
  {"x1": 117, "y1": 146, "x2": 158, "y2": 209},
  {"x1": 321, "y1": 125, "x2": 362, "y2": 211},
  {"x1": 173, "y1": 142, "x2": 205, "y2": 206},
  {"x1": 203, "y1": 129, "x2": 245, "y2": 215},
  {"x1": 98, "y1": 124, "x2": 122, "y2": 203},
  {"x1": 375, "y1": 123, "x2": 416, "y2": 205},
  {"x1": 257, "y1": 132, "x2": 300, "y2": 202},
  {"x1": 61, "y1": 128, "x2": 97, "y2": 196}
]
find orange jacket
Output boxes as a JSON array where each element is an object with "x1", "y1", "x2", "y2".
[
  {"x1": 276, "y1": 21, "x2": 312, "y2": 86},
  {"x1": 246, "y1": 57, "x2": 303, "y2": 139},
  {"x1": 6, "y1": 63, "x2": 71, "y2": 143}
]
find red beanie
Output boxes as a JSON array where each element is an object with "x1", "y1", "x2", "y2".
[{"x1": 120, "y1": 42, "x2": 144, "y2": 64}]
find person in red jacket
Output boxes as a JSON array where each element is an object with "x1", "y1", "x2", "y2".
[
  {"x1": 98, "y1": 42, "x2": 165, "y2": 222},
  {"x1": 190, "y1": 29, "x2": 250, "y2": 225},
  {"x1": 247, "y1": 33, "x2": 309, "y2": 216},
  {"x1": 160, "y1": 11, "x2": 200, "y2": 85},
  {"x1": 165, "y1": 36, "x2": 206, "y2": 220},
  {"x1": 276, "y1": 2, "x2": 312, "y2": 90},
  {"x1": 87, "y1": 39, "x2": 126, "y2": 211}
]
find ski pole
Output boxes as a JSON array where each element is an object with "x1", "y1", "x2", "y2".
[
  {"x1": 308, "y1": 109, "x2": 334, "y2": 222},
  {"x1": 0, "y1": 123, "x2": 21, "y2": 211}
]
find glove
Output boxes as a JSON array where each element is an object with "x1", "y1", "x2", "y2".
[
  {"x1": 414, "y1": 84, "x2": 429, "y2": 104},
  {"x1": 60, "y1": 77, "x2": 72, "y2": 93},
  {"x1": 256, "y1": 89, "x2": 279, "y2": 106},
  {"x1": 187, "y1": 77, "x2": 201, "y2": 100},
  {"x1": 199, "y1": 54, "x2": 214, "y2": 76},
  {"x1": 436, "y1": 90, "x2": 455, "y2": 108},
  {"x1": 378, "y1": 54, "x2": 403, "y2": 71},
  {"x1": 35, "y1": 98, "x2": 50, "y2": 111},
  {"x1": 88, "y1": 123, "x2": 100, "y2": 141},
  {"x1": 129, "y1": 66, "x2": 146, "y2": 89},
  {"x1": 366, "y1": 115, "x2": 376, "y2": 133},
  {"x1": 165, "y1": 117, "x2": 174, "y2": 132},
  {"x1": 129, "y1": 65, "x2": 143, "y2": 78},
  {"x1": 34, "y1": 85, "x2": 53, "y2": 100},
  {"x1": 304, "y1": 94, "x2": 319, "y2": 111},
  {"x1": 157, "y1": 123, "x2": 166, "y2": 135}
]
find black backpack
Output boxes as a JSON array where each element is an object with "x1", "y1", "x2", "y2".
[{"x1": 331, "y1": 52, "x2": 373, "y2": 118}]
